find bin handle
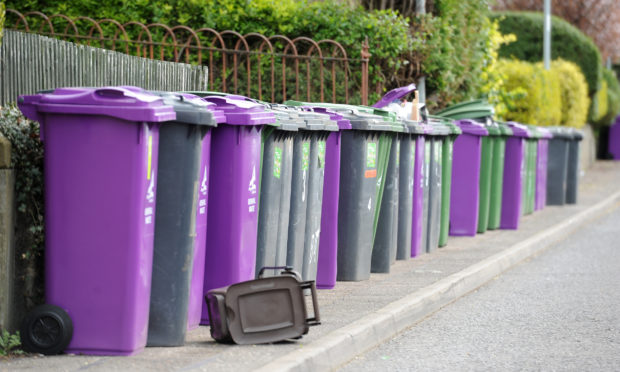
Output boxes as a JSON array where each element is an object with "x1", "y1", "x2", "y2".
[
  {"x1": 300, "y1": 281, "x2": 321, "y2": 326},
  {"x1": 258, "y1": 266, "x2": 299, "y2": 279}
]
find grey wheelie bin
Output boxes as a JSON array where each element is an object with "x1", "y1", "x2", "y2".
[
  {"x1": 146, "y1": 91, "x2": 217, "y2": 347},
  {"x1": 284, "y1": 102, "x2": 395, "y2": 281},
  {"x1": 371, "y1": 117, "x2": 406, "y2": 273},
  {"x1": 255, "y1": 108, "x2": 301, "y2": 276},
  {"x1": 285, "y1": 109, "x2": 338, "y2": 280},
  {"x1": 422, "y1": 117, "x2": 451, "y2": 253},
  {"x1": 566, "y1": 128, "x2": 583, "y2": 204},
  {"x1": 546, "y1": 127, "x2": 572, "y2": 205}
]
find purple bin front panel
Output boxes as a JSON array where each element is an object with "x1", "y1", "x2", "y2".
[
  {"x1": 201, "y1": 124, "x2": 263, "y2": 324},
  {"x1": 44, "y1": 116, "x2": 161, "y2": 355},
  {"x1": 314, "y1": 107, "x2": 350, "y2": 290},
  {"x1": 449, "y1": 133, "x2": 483, "y2": 236},
  {"x1": 500, "y1": 136, "x2": 526, "y2": 229},
  {"x1": 535, "y1": 138, "x2": 549, "y2": 210},
  {"x1": 411, "y1": 134, "x2": 425, "y2": 257},
  {"x1": 187, "y1": 132, "x2": 212, "y2": 330},
  {"x1": 316, "y1": 132, "x2": 341, "y2": 289}
]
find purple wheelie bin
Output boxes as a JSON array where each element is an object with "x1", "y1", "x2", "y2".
[
  {"x1": 187, "y1": 99, "x2": 226, "y2": 331},
  {"x1": 411, "y1": 122, "x2": 430, "y2": 257},
  {"x1": 609, "y1": 116, "x2": 620, "y2": 159},
  {"x1": 313, "y1": 108, "x2": 352, "y2": 289},
  {"x1": 17, "y1": 87, "x2": 175, "y2": 356},
  {"x1": 200, "y1": 96, "x2": 276, "y2": 325},
  {"x1": 535, "y1": 127, "x2": 552, "y2": 210},
  {"x1": 449, "y1": 119, "x2": 489, "y2": 236},
  {"x1": 500, "y1": 122, "x2": 531, "y2": 229}
]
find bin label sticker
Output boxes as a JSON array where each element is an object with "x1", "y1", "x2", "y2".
[
  {"x1": 146, "y1": 173, "x2": 155, "y2": 204},
  {"x1": 199, "y1": 166, "x2": 208, "y2": 215},
  {"x1": 318, "y1": 141, "x2": 326, "y2": 169},
  {"x1": 249, "y1": 164, "x2": 257, "y2": 213},
  {"x1": 367, "y1": 142, "x2": 377, "y2": 168},
  {"x1": 274, "y1": 147, "x2": 282, "y2": 179},
  {"x1": 199, "y1": 198, "x2": 207, "y2": 215},
  {"x1": 302, "y1": 142, "x2": 310, "y2": 171},
  {"x1": 365, "y1": 169, "x2": 377, "y2": 178},
  {"x1": 144, "y1": 206, "x2": 153, "y2": 225},
  {"x1": 147, "y1": 135, "x2": 153, "y2": 180},
  {"x1": 200, "y1": 166, "x2": 208, "y2": 196}
]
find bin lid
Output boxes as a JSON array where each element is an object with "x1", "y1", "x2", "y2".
[
  {"x1": 503, "y1": 121, "x2": 532, "y2": 138},
  {"x1": 429, "y1": 115, "x2": 462, "y2": 136},
  {"x1": 372, "y1": 83, "x2": 416, "y2": 108},
  {"x1": 268, "y1": 108, "x2": 302, "y2": 131},
  {"x1": 495, "y1": 121, "x2": 514, "y2": 136},
  {"x1": 147, "y1": 91, "x2": 218, "y2": 126},
  {"x1": 453, "y1": 119, "x2": 489, "y2": 136},
  {"x1": 18, "y1": 86, "x2": 176, "y2": 123},
  {"x1": 401, "y1": 119, "x2": 428, "y2": 134},
  {"x1": 203, "y1": 96, "x2": 276, "y2": 125},
  {"x1": 435, "y1": 100, "x2": 495, "y2": 120},
  {"x1": 173, "y1": 93, "x2": 227, "y2": 124},
  {"x1": 304, "y1": 107, "x2": 352, "y2": 130},
  {"x1": 535, "y1": 126, "x2": 553, "y2": 139},
  {"x1": 425, "y1": 117, "x2": 453, "y2": 136},
  {"x1": 570, "y1": 128, "x2": 584, "y2": 140},
  {"x1": 284, "y1": 101, "x2": 396, "y2": 132},
  {"x1": 546, "y1": 126, "x2": 583, "y2": 140}
]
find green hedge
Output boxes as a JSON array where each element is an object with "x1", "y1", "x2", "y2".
[
  {"x1": 491, "y1": 11, "x2": 602, "y2": 97},
  {"x1": 9, "y1": 0, "x2": 412, "y2": 104},
  {"x1": 1, "y1": 2, "x2": 5, "y2": 48}
]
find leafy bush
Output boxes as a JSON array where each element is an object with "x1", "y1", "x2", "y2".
[
  {"x1": 495, "y1": 59, "x2": 562, "y2": 125},
  {"x1": 478, "y1": 19, "x2": 517, "y2": 120},
  {"x1": 0, "y1": 106, "x2": 45, "y2": 313},
  {"x1": 1, "y1": 1, "x2": 5, "y2": 47},
  {"x1": 590, "y1": 79, "x2": 608, "y2": 124},
  {"x1": 491, "y1": 11, "x2": 602, "y2": 97},
  {"x1": 421, "y1": 0, "x2": 494, "y2": 110},
  {"x1": 592, "y1": 68, "x2": 620, "y2": 127},
  {"x1": 550, "y1": 59, "x2": 589, "y2": 128},
  {"x1": 0, "y1": 330, "x2": 23, "y2": 357}
]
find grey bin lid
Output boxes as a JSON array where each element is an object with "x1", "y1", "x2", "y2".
[
  {"x1": 269, "y1": 108, "x2": 304, "y2": 131},
  {"x1": 425, "y1": 118, "x2": 453, "y2": 136},
  {"x1": 402, "y1": 120, "x2": 427, "y2": 134},
  {"x1": 546, "y1": 126, "x2": 583, "y2": 140},
  {"x1": 149, "y1": 91, "x2": 218, "y2": 126}
]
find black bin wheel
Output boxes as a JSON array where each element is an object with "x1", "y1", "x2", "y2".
[{"x1": 20, "y1": 304, "x2": 74, "y2": 355}]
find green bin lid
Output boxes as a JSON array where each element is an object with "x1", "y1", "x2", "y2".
[
  {"x1": 495, "y1": 121, "x2": 514, "y2": 136},
  {"x1": 435, "y1": 100, "x2": 495, "y2": 120}
]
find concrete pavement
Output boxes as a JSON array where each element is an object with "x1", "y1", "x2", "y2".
[{"x1": 2, "y1": 161, "x2": 620, "y2": 372}]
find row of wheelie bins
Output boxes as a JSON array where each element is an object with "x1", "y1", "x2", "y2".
[{"x1": 16, "y1": 86, "x2": 583, "y2": 356}]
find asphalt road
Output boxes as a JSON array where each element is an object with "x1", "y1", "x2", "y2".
[{"x1": 339, "y1": 202, "x2": 620, "y2": 371}]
